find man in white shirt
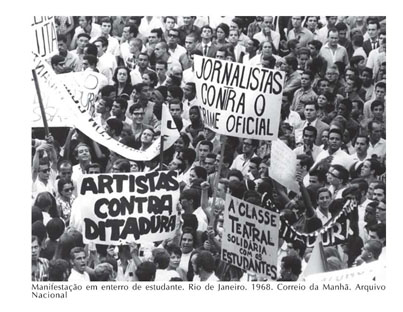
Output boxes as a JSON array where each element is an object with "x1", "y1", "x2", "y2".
[
  {"x1": 294, "y1": 126, "x2": 323, "y2": 162},
  {"x1": 230, "y1": 138, "x2": 258, "y2": 177},
  {"x1": 192, "y1": 251, "x2": 220, "y2": 281},
  {"x1": 100, "y1": 17, "x2": 120, "y2": 59},
  {"x1": 253, "y1": 16, "x2": 280, "y2": 51},
  {"x1": 167, "y1": 29, "x2": 186, "y2": 63},
  {"x1": 94, "y1": 37, "x2": 117, "y2": 84},
  {"x1": 68, "y1": 247, "x2": 90, "y2": 282},
  {"x1": 367, "y1": 120, "x2": 386, "y2": 161}
]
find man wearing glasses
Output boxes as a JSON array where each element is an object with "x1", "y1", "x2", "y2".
[
  {"x1": 167, "y1": 29, "x2": 186, "y2": 63},
  {"x1": 129, "y1": 103, "x2": 153, "y2": 143},
  {"x1": 230, "y1": 138, "x2": 259, "y2": 177}
]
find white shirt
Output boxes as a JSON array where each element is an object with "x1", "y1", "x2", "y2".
[
  {"x1": 230, "y1": 153, "x2": 257, "y2": 177},
  {"x1": 106, "y1": 36, "x2": 120, "y2": 57},
  {"x1": 193, "y1": 207, "x2": 208, "y2": 232},
  {"x1": 169, "y1": 44, "x2": 187, "y2": 62},
  {"x1": 253, "y1": 30, "x2": 281, "y2": 51},
  {"x1": 314, "y1": 148, "x2": 355, "y2": 171},
  {"x1": 68, "y1": 269, "x2": 90, "y2": 282},
  {"x1": 97, "y1": 52, "x2": 117, "y2": 84}
]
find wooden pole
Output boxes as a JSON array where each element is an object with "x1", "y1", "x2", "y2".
[
  {"x1": 210, "y1": 134, "x2": 227, "y2": 226},
  {"x1": 32, "y1": 69, "x2": 49, "y2": 137},
  {"x1": 159, "y1": 135, "x2": 165, "y2": 170}
]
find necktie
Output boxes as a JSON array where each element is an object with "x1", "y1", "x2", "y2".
[
  {"x1": 204, "y1": 45, "x2": 208, "y2": 56},
  {"x1": 307, "y1": 121, "x2": 311, "y2": 127},
  {"x1": 372, "y1": 41, "x2": 377, "y2": 49}
]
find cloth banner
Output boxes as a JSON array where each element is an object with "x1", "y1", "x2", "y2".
[
  {"x1": 32, "y1": 53, "x2": 178, "y2": 161},
  {"x1": 193, "y1": 56, "x2": 285, "y2": 140},
  {"x1": 32, "y1": 16, "x2": 58, "y2": 58},
  {"x1": 221, "y1": 195, "x2": 280, "y2": 280},
  {"x1": 280, "y1": 200, "x2": 357, "y2": 248},
  {"x1": 71, "y1": 171, "x2": 180, "y2": 245}
]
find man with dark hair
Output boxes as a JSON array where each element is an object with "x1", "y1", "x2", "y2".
[
  {"x1": 287, "y1": 16, "x2": 314, "y2": 47},
  {"x1": 230, "y1": 139, "x2": 258, "y2": 177},
  {"x1": 105, "y1": 118, "x2": 123, "y2": 140},
  {"x1": 70, "y1": 16, "x2": 102, "y2": 49},
  {"x1": 167, "y1": 28, "x2": 186, "y2": 63},
  {"x1": 94, "y1": 36, "x2": 117, "y2": 84},
  {"x1": 327, "y1": 164, "x2": 349, "y2": 199},
  {"x1": 312, "y1": 128, "x2": 354, "y2": 172},
  {"x1": 119, "y1": 24, "x2": 139, "y2": 66},
  {"x1": 291, "y1": 71, "x2": 317, "y2": 115},
  {"x1": 100, "y1": 17, "x2": 120, "y2": 59},
  {"x1": 111, "y1": 97, "x2": 131, "y2": 126},
  {"x1": 72, "y1": 33, "x2": 91, "y2": 71},
  {"x1": 179, "y1": 34, "x2": 197, "y2": 71},
  {"x1": 363, "y1": 18, "x2": 381, "y2": 56},
  {"x1": 336, "y1": 22, "x2": 354, "y2": 58},
  {"x1": 353, "y1": 239, "x2": 383, "y2": 266},
  {"x1": 296, "y1": 102, "x2": 329, "y2": 146},
  {"x1": 317, "y1": 16, "x2": 338, "y2": 44},
  {"x1": 178, "y1": 16, "x2": 201, "y2": 46},
  {"x1": 182, "y1": 82, "x2": 197, "y2": 120},
  {"x1": 278, "y1": 255, "x2": 302, "y2": 281},
  {"x1": 253, "y1": 16, "x2": 280, "y2": 51},
  {"x1": 283, "y1": 56, "x2": 301, "y2": 97},
  {"x1": 135, "y1": 262, "x2": 157, "y2": 281},
  {"x1": 194, "y1": 140, "x2": 213, "y2": 168},
  {"x1": 367, "y1": 120, "x2": 385, "y2": 161},
  {"x1": 193, "y1": 251, "x2": 220, "y2": 281},
  {"x1": 32, "y1": 235, "x2": 50, "y2": 281},
  {"x1": 68, "y1": 247, "x2": 90, "y2": 281},
  {"x1": 48, "y1": 259, "x2": 70, "y2": 281},
  {"x1": 294, "y1": 126, "x2": 322, "y2": 166},
  {"x1": 95, "y1": 97, "x2": 113, "y2": 127},
  {"x1": 56, "y1": 34, "x2": 78, "y2": 72},
  {"x1": 319, "y1": 28, "x2": 349, "y2": 70},
  {"x1": 196, "y1": 25, "x2": 218, "y2": 57},
  {"x1": 363, "y1": 81, "x2": 386, "y2": 121}
]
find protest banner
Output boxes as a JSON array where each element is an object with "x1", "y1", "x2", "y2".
[
  {"x1": 303, "y1": 260, "x2": 386, "y2": 283},
  {"x1": 32, "y1": 58, "x2": 108, "y2": 127},
  {"x1": 32, "y1": 53, "x2": 176, "y2": 161},
  {"x1": 193, "y1": 56, "x2": 285, "y2": 140},
  {"x1": 71, "y1": 170, "x2": 180, "y2": 245},
  {"x1": 269, "y1": 139, "x2": 299, "y2": 193},
  {"x1": 32, "y1": 16, "x2": 58, "y2": 58},
  {"x1": 221, "y1": 195, "x2": 280, "y2": 280},
  {"x1": 280, "y1": 199, "x2": 356, "y2": 248}
]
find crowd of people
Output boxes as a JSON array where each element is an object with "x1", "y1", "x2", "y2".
[{"x1": 32, "y1": 16, "x2": 386, "y2": 282}]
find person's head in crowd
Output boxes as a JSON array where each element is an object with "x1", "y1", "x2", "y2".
[
  {"x1": 317, "y1": 186, "x2": 332, "y2": 210},
  {"x1": 129, "y1": 103, "x2": 146, "y2": 125},
  {"x1": 297, "y1": 48, "x2": 311, "y2": 70},
  {"x1": 76, "y1": 33, "x2": 90, "y2": 51},
  {"x1": 189, "y1": 106, "x2": 203, "y2": 126},
  {"x1": 152, "y1": 87, "x2": 167, "y2": 106},
  {"x1": 174, "y1": 133, "x2": 190, "y2": 153},
  {"x1": 111, "y1": 97, "x2": 128, "y2": 119},
  {"x1": 137, "y1": 52, "x2": 150, "y2": 71},
  {"x1": 84, "y1": 42, "x2": 98, "y2": 57},
  {"x1": 228, "y1": 29, "x2": 240, "y2": 47},
  {"x1": 46, "y1": 218, "x2": 65, "y2": 243},
  {"x1": 85, "y1": 162, "x2": 101, "y2": 174},
  {"x1": 262, "y1": 55, "x2": 276, "y2": 69},
  {"x1": 345, "y1": 66, "x2": 359, "y2": 81},
  {"x1": 204, "y1": 153, "x2": 217, "y2": 175},
  {"x1": 261, "y1": 41, "x2": 275, "y2": 58},
  {"x1": 364, "y1": 201, "x2": 378, "y2": 226},
  {"x1": 148, "y1": 28, "x2": 162, "y2": 46},
  {"x1": 51, "y1": 55, "x2": 66, "y2": 74},
  {"x1": 154, "y1": 42, "x2": 169, "y2": 60},
  {"x1": 228, "y1": 180, "x2": 247, "y2": 199},
  {"x1": 327, "y1": 164, "x2": 349, "y2": 188},
  {"x1": 286, "y1": 39, "x2": 299, "y2": 56},
  {"x1": 201, "y1": 25, "x2": 213, "y2": 43},
  {"x1": 350, "y1": 55, "x2": 366, "y2": 72},
  {"x1": 304, "y1": 102, "x2": 319, "y2": 123},
  {"x1": 57, "y1": 34, "x2": 69, "y2": 58},
  {"x1": 356, "y1": 239, "x2": 383, "y2": 265},
  {"x1": 325, "y1": 65, "x2": 339, "y2": 83},
  {"x1": 337, "y1": 99, "x2": 353, "y2": 119},
  {"x1": 142, "y1": 71, "x2": 158, "y2": 89},
  {"x1": 184, "y1": 34, "x2": 197, "y2": 54},
  {"x1": 113, "y1": 66, "x2": 131, "y2": 87},
  {"x1": 367, "y1": 18, "x2": 380, "y2": 41},
  {"x1": 96, "y1": 96, "x2": 113, "y2": 116},
  {"x1": 249, "y1": 157, "x2": 262, "y2": 180},
  {"x1": 32, "y1": 235, "x2": 43, "y2": 265},
  {"x1": 74, "y1": 142, "x2": 92, "y2": 165},
  {"x1": 120, "y1": 123, "x2": 133, "y2": 140},
  {"x1": 105, "y1": 117, "x2": 123, "y2": 138},
  {"x1": 122, "y1": 24, "x2": 139, "y2": 42},
  {"x1": 140, "y1": 128, "x2": 155, "y2": 150},
  {"x1": 168, "y1": 157, "x2": 185, "y2": 173},
  {"x1": 183, "y1": 82, "x2": 196, "y2": 101},
  {"x1": 303, "y1": 125, "x2": 317, "y2": 149},
  {"x1": 327, "y1": 128, "x2": 343, "y2": 154},
  {"x1": 258, "y1": 156, "x2": 270, "y2": 178},
  {"x1": 32, "y1": 221, "x2": 47, "y2": 249},
  {"x1": 166, "y1": 85, "x2": 183, "y2": 105},
  {"x1": 127, "y1": 160, "x2": 144, "y2": 173},
  {"x1": 194, "y1": 250, "x2": 216, "y2": 280},
  {"x1": 94, "y1": 262, "x2": 115, "y2": 281},
  {"x1": 48, "y1": 259, "x2": 70, "y2": 281},
  {"x1": 111, "y1": 158, "x2": 130, "y2": 173},
  {"x1": 198, "y1": 140, "x2": 213, "y2": 162},
  {"x1": 82, "y1": 54, "x2": 98, "y2": 71},
  {"x1": 180, "y1": 147, "x2": 196, "y2": 169},
  {"x1": 368, "y1": 223, "x2": 386, "y2": 245},
  {"x1": 135, "y1": 262, "x2": 156, "y2": 281},
  {"x1": 153, "y1": 248, "x2": 170, "y2": 270},
  {"x1": 180, "y1": 189, "x2": 201, "y2": 213},
  {"x1": 228, "y1": 169, "x2": 244, "y2": 183},
  {"x1": 350, "y1": 178, "x2": 369, "y2": 203},
  {"x1": 305, "y1": 16, "x2": 318, "y2": 32},
  {"x1": 57, "y1": 178, "x2": 74, "y2": 200},
  {"x1": 166, "y1": 245, "x2": 182, "y2": 270},
  {"x1": 69, "y1": 247, "x2": 87, "y2": 274},
  {"x1": 316, "y1": 78, "x2": 330, "y2": 95},
  {"x1": 371, "y1": 100, "x2": 385, "y2": 121},
  {"x1": 94, "y1": 36, "x2": 108, "y2": 57},
  {"x1": 309, "y1": 168, "x2": 327, "y2": 188},
  {"x1": 53, "y1": 229, "x2": 84, "y2": 261},
  {"x1": 354, "y1": 135, "x2": 369, "y2": 157},
  {"x1": 241, "y1": 138, "x2": 258, "y2": 157},
  {"x1": 243, "y1": 190, "x2": 261, "y2": 205},
  {"x1": 34, "y1": 191, "x2": 58, "y2": 217},
  {"x1": 307, "y1": 40, "x2": 322, "y2": 58},
  {"x1": 376, "y1": 201, "x2": 386, "y2": 224},
  {"x1": 373, "y1": 182, "x2": 386, "y2": 203},
  {"x1": 360, "y1": 157, "x2": 382, "y2": 180},
  {"x1": 368, "y1": 120, "x2": 383, "y2": 145},
  {"x1": 216, "y1": 23, "x2": 230, "y2": 41},
  {"x1": 167, "y1": 28, "x2": 180, "y2": 49},
  {"x1": 37, "y1": 157, "x2": 51, "y2": 185},
  {"x1": 128, "y1": 37, "x2": 143, "y2": 55},
  {"x1": 100, "y1": 17, "x2": 112, "y2": 36},
  {"x1": 335, "y1": 22, "x2": 348, "y2": 41},
  {"x1": 215, "y1": 47, "x2": 228, "y2": 60},
  {"x1": 327, "y1": 28, "x2": 340, "y2": 49},
  {"x1": 246, "y1": 38, "x2": 260, "y2": 57},
  {"x1": 287, "y1": 239, "x2": 306, "y2": 259},
  {"x1": 296, "y1": 154, "x2": 314, "y2": 177},
  {"x1": 163, "y1": 16, "x2": 176, "y2": 31},
  {"x1": 99, "y1": 85, "x2": 117, "y2": 101},
  {"x1": 351, "y1": 99, "x2": 364, "y2": 121},
  {"x1": 181, "y1": 228, "x2": 196, "y2": 254},
  {"x1": 345, "y1": 76, "x2": 362, "y2": 97},
  {"x1": 190, "y1": 166, "x2": 208, "y2": 185},
  {"x1": 32, "y1": 206, "x2": 44, "y2": 224},
  {"x1": 279, "y1": 255, "x2": 302, "y2": 281},
  {"x1": 367, "y1": 181, "x2": 378, "y2": 201}
]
